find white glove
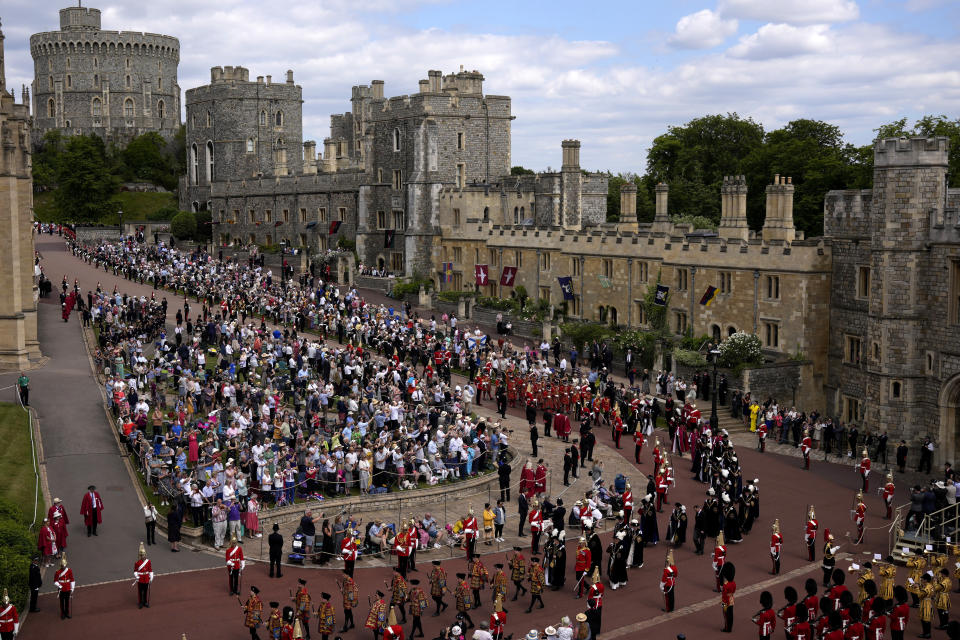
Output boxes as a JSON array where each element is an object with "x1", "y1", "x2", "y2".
[
  {"x1": 149, "y1": 572, "x2": 154, "y2": 583},
  {"x1": 241, "y1": 560, "x2": 246, "y2": 571}
]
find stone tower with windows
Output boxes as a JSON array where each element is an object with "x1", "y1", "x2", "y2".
[
  {"x1": 0, "y1": 20, "x2": 41, "y2": 368},
  {"x1": 29, "y1": 5, "x2": 180, "y2": 144},
  {"x1": 181, "y1": 66, "x2": 303, "y2": 212}
]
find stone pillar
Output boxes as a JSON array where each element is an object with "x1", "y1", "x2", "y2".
[
  {"x1": 302, "y1": 141, "x2": 317, "y2": 175},
  {"x1": 618, "y1": 182, "x2": 638, "y2": 232},
  {"x1": 560, "y1": 140, "x2": 582, "y2": 230},
  {"x1": 323, "y1": 138, "x2": 337, "y2": 173}
]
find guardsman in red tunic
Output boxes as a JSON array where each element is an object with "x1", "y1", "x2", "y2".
[
  {"x1": 315, "y1": 591, "x2": 335, "y2": 640},
  {"x1": 882, "y1": 471, "x2": 895, "y2": 520},
  {"x1": 528, "y1": 501, "x2": 544, "y2": 555},
  {"x1": 390, "y1": 569, "x2": 408, "y2": 623},
  {"x1": 226, "y1": 533, "x2": 246, "y2": 595},
  {"x1": 653, "y1": 438, "x2": 663, "y2": 470},
  {"x1": 243, "y1": 586, "x2": 263, "y2": 640},
  {"x1": 752, "y1": 590, "x2": 776, "y2": 639},
  {"x1": 462, "y1": 508, "x2": 478, "y2": 560},
  {"x1": 0, "y1": 589, "x2": 20, "y2": 639},
  {"x1": 757, "y1": 422, "x2": 768, "y2": 452},
  {"x1": 805, "y1": 506, "x2": 818, "y2": 561},
  {"x1": 801, "y1": 429, "x2": 813, "y2": 470},
  {"x1": 712, "y1": 531, "x2": 727, "y2": 592},
  {"x1": 622, "y1": 484, "x2": 634, "y2": 523},
  {"x1": 854, "y1": 492, "x2": 867, "y2": 545},
  {"x1": 134, "y1": 542, "x2": 153, "y2": 609},
  {"x1": 858, "y1": 448, "x2": 871, "y2": 492},
  {"x1": 383, "y1": 606, "x2": 404, "y2": 640},
  {"x1": 612, "y1": 409, "x2": 624, "y2": 449},
  {"x1": 340, "y1": 533, "x2": 358, "y2": 577},
  {"x1": 55, "y1": 553, "x2": 74, "y2": 619},
  {"x1": 489, "y1": 596, "x2": 507, "y2": 640},
  {"x1": 293, "y1": 579, "x2": 312, "y2": 638},
  {"x1": 720, "y1": 562, "x2": 736, "y2": 632},
  {"x1": 574, "y1": 537, "x2": 592, "y2": 598},
  {"x1": 661, "y1": 550, "x2": 678, "y2": 612},
  {"x1": 770, "y1": 519, "x2": 783, "y2": 575},
  {"x1": 394, "y1": 524, "x2": 411, "y2": 578},
  {"x1": 406, "y1": 578, "x2": 428, "y2": 639},
  {"x1": 634, "y1": 428, "x2": 646, "y2": 464},
  {"x1": 586, "y1": 565, "x2": 603, "y2": 618},
  {"x1": 339, "y1": 571, "x2": 358, "y2": 633}
]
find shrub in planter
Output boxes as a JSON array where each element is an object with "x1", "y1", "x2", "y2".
[{"x1": 717, "y1": 331, "x2": 763, "y2": 368}]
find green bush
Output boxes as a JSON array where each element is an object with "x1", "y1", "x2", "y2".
[
  {"x1": 391, "y1": 277, "x2": 432, "y2": 297},
  {"x1": 679, "y1": 332, "x2": 712, "y2": 351},
  {"x1": 0, "y1": 498, "x2": 33, "y2": 612},
  {"x1": 147, "y1": 205, "x2": 179, "y2": 221},
  {"x1": 476, "y1": 297, "x2": 517, "y2": 312},
  {"x1": 560, "y1": 322, "x2": 614, "y2": 351},
  {"x1": 672, "y1": 347, "x2": 708, "y2": 368},
  {"x1": 194, "y1": 211, "x2": 212, "y2": 242},
  {"x1": 437, "y1": 290, "x2": 473, "y2": 302},
  {"x1": 170, "y1": 210, "x2": 197, "y2": 239}
]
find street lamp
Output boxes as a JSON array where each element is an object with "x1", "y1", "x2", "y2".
[
  {"x1": 118, "y1": 206, "x2": 123, "y2": 238},
  {"x1": 709, "y1": 348, "x2": 721, "y2": 431}
]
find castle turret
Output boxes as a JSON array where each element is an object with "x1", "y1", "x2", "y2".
[
  {"x1": 560, "y1": 140, "x2": 582, "y2": 229},
  {"x1": 762, "y1": 174, "x2": 796, "y2": 243},
  {"x1": 719, "y1": 174, "x2": 749, "y2": 241}
]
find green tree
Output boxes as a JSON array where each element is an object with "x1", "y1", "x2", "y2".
[
  {"x1": 194, "y1": 211, "x2": 212, "y2": 242},
  {"x1": 170, "y1": 211, "x2": 197, "y2": 239},
  {"x1": 510, "y1": 166, "x2": 535, "y2": 175},
  {"x1": 122, "y1": 132, "x2": 180, "y2": 190},
  {"x1": 32, "y1": 130, "x2": 64, "y2": 192},
  {"x1": 53, "y1": 135, "x2": 118, "y2": 222},
  {"x1": 646, "y1": 113, "x2": 765, "y2": 224}
]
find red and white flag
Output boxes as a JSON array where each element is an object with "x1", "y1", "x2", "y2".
[
  {"x1": 475, "y1": 264, "x2": 489, "y2": 286},
  {"x1": 500, "y1": 266, "x2": 517, "y2": 287}
]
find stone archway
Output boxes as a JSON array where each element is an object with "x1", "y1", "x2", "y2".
[{"x1": 940, "y1": 375, "x2": 960, "y2": 466}]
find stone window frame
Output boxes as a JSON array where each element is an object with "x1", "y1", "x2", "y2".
[
  {"x1": 765, "y1": 274, "x2": 781, "y2": 300},
  {"x1": 515, "y1": 250, "x2": 522, "y2": 269},
  {"x1": 856, "y1": 265, "x2": 870, "y2": 300},
  {"x1": 264, "y1": 209, "x2": 273, "y2": 223},
  {"x1": 123, "y1": 98, "x2": 135, "y2": 119},
  {"x1": 393, "y1": 211, "x2": 404, "y2": 230},
  {"x1": 843, "y1": 334, "x2": 862, "y2": 365},
  {"x1": 674, "y1": 310, "x2": 688, "y2": 334},
  {"x1": 66, "y1": 74, "x2": 72, "y2": 88},
  {"x1": 675, "y1": 267, "x2": 688, "y2": 291},
  {"x1": 392, "y1": 170, "x2": 403, "y2": 191},
  {"x1": 541, "y1": 252, "x2": 551, "y2": 271},
  {"x1": 453, "y1": 209, "x2": 461, "y2": 228},
  {"x1": 299, "y1": 208, "x2": 308, "y2": 223},
  {"x1": 190, "y1": 144, "x2": 198, "y2": 185},
  {"x1": 376, "y1": 210, "x2": 387, "y2": 230},
  {"x1": 456, "y1": 163, "x2": 466, "y2": 189},
  {"x1": 634, "y1": 299, "x2": 646, "y2": 326},
  {"x1": 259, "y1": 110, "x2": 267, "y2": 127},
  {"x1": 377, "y1": 168, "x2": 384, "y2": 183},
  {"x1": 246, "y1": 138, "x2": 255, "y2": 154},
  {"x1": 390, "y1": 253, "x2": 404, "y2": 272},
  {"x1": 488, "y1": 249, "x2": 498, "y2": 268},
  {"x1": 48, "y1": 76, "x2": 54, "y2": 91},
  {"x1": 453, "y1": 247, "x2": 463, "y2": 263},
  {"x1": 157, "y1": 100, "x2": 165, "y2": 119},
  {"x1": 205, "y1": 141, "x2": 215, "y2": 183},
  {"x1": 719, "y1": 270, "x2": 732, "y2": 294},
  {"x1": 602, "y1": 258, "x2": 613, "y2": 279},
  {"x1": 890, "y1": 380, "x2": 903, "y2": 400},
  {"x1": 93, "y1": 74, "x2": 99, "y2": 88},
  {"x1": 483, "y1": 207, "x2": 490, "y2": 223},
  {"x1": 842, "y1": 395, "x2": 863, "y2": 424},
  {"x1": 275, "y1": 110, "x2": 283, "y2": 127},
  {"x1": 337, "y1": 207, "x2": 347, "y2": 221},
  {"x1": 761, "y1": 319, "x2": 779, "y2": 348},
  {"x1": 125, "y1": 75, "x2": 132, "y2": 89},
  {"x1": 318, "y1": 207, "x2": 326, "y2": 222},
  {"x1": 950, "y1": 259, "x2": 960, "y2": 324},
  {"x1": 91, "y1": 97, "x2": 102, "y2": 119},
  {"x1": 283, "y1": 209, "x2": 290, "y2": 223},
  {"x1": 393, "y1": 128, "x2": 401, "y2": 152},
  {"x1": 637, "y1": 261, "x2": 649, "y2": 283},
  {"x1": 457, "y1": 131, "x2": 465, "y2": 151}
]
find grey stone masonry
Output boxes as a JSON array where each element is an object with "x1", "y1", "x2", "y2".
[{"x1": 30, "y1": 5, "x2": 181, "y2": 144}]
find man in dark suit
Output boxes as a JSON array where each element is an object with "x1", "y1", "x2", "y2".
[
  {"x1": 268, "y1": 523, "x2": 284, "y2": 578},
  {"x1": 517, "y1": 493, "x2": 529, "y2": 537},
  {"x1": 29, "y1": 555, "x2": 42, "y2": 611}
]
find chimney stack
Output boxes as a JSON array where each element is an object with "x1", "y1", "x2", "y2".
[
  {"x1": 762, "y1": 174, "x2": 796, "y2": 242},
  {"x1": 719, "y1": 175, "x2": 749, "y2": 241},
  {"x1": 428, "y1": 70, "x2": 442, "y2": 93},
  {"x1": 303, "y1": 141, "x2": 317, "y2": 175},
  {"x1": 619, "y1": 182, "x2": 637, "y2": 220},
  {"x1": 266, "y1": 75, "x2": 272, "y2": 85},
  {"x1": 323, "y1": 138, "x2": 337, "y2": 173},
  {"x1": 561, "y1": 139, "x2": 580, "y2": 171},
  {"x1": 371, "y1": 80, "x2": 384, "y2": 99},
  {"x1": 286, "y1": 70, "x2": 294, "y2": 84},
  {"x1": 651, "y1": 182, "x2": 672, "y2": 234}
]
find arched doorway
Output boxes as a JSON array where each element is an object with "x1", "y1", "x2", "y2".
[
  {"x1": 597, "y1": 306, "x2": 607, "y2": 323},
  {"x1": 608, "y1": 306, "x2": 618, "y2": 326},
  {"x1": 940, "y1": 375, "x2": 960, "y2": 466},
  {"x1": 712, "y1": 324, "x2": 722, "y2": 342},
  {"x1": 377, "y1": 256, "x2": 385, "y2": 272}
]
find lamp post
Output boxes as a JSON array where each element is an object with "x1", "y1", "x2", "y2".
[
  {"x1": 118, "y1": 206, "x2": 124, "y2": 239},
  {"x1": 709, "y1": 348, "x2": 721, "y2": 431}
]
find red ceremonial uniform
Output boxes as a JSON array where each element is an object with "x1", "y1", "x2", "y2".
[
  {"x1": 135, "y1": 558, "x2": 153, "y2": 583},
  {"x1": 882, "y1": 482, "x2": 895, "y2": 519},
  {"x1": 867, "y1": 614, "x2": 886, "y2": 640},
  {"x1": 859, "y1": 457, "x2": 871, "y2": 490},
  {"x1": 712, "y1": 544, "x2": 727, "y2": 591},
  {"x1": 528, "y1": 510, "x2": 543, "y2": 533},
  {"x1": 755, "y1": 609, "x2": 776, "y2": 638},
  {"x1": 890, "y1": 603, "x2": 909, "y2": 632},
  {"x1": 0, "y1": 602, "x2": 19, "y2": 635},
  {"x1": 587, "y1": 582, "x2": 603, "y2": 610},
  {"x1": 845, "y1": 621, "x2": 865, "y2": 640},
  {"x1": 341, "y1": 537, "x2": 358, "y2": 561},
  {"x1": 660, "y1": 565, "x2": 678, "y2": 611},
  {"x1": 80, "y1": 490, "x2": 104, "y2": 527},
  {"x1": 793, "y1": 621, "x2": 812, "y2": 640},
  {"x1": 226, "y1": 545, "x2": 245, "y2": 570},
  {"x1": 490, "y1": 611, "x2": 506, "y2": 635},
  {"x1": 778, "y1": 603, "x2": 796, "y2": 631},
  {"x1": 384, "y1": 624, "x2": 405, "y2": 640}
]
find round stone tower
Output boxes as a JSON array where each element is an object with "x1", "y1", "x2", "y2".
[{"x1": 30, "y1": 5, "x2": 180, "y2": 143}]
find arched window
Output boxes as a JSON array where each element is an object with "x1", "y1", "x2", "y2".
[
  {"x1": 47, "y1": 98, "x2": 55, "y2": 118},
  {"x1": 66, "y1": 74, "x2": 72, "y2": 88},
  {"x1": 246, "y1": 138, "x2": 255, "y2": 153},
  {"x1": 206, "y1": 141, "x2": 215, "y2": 183},
  {"x1": 393, "y1": 128, "x2": 401, "y2": 152},
  {"x1": 124, "y1": 98, "x2": 134, "y2": 118},
  {"x1": 513, "y1": 207, "x2": 519, "y2": 225},
  {"x1": 48, "y1": 76, "x2": 53, "y2": 90},
  {"x1": 519, "y1": 206, "x2": 525, "y2": 222},
  {"x1": 91, "y1": 97, "x2": 101, "y2": 118},
  {"x1": 482, "y1": 207, "x2": 489, "y2": 223},
  {"x1": 125, "y1": 75, "x2": 132, "y2": 88},
  {"x1": 206, "y1": 111, "x2": 211, "y2": 127},
  {"x1": 727, "y1": 326, "x2": 737, "y2": 337},
  {"x1": 190, "y1": 144, "x2": 198, "y2": 185},
  {"x1": 157, "y1": 100, "x2": 165, "y2": 119},
  {"x1": 275, "y1": 111, "x2": 283, "y2": 126},
  {"x1": 93, "y1": 74, "x2": 98, "y2": 87},
  {"x1": 712, "y1": 324, "x2": 721, "y2": 343},
  {"x1": 259, "y1": 110, "x2": 266, "y2": 127}
]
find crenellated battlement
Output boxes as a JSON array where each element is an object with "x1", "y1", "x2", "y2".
[{"x1": 873, "y1": 136, "x2": 948, "y2": 168}]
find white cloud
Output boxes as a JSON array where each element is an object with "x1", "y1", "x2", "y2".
[
  {"x1": 728, "y1": 23, "x2": 833, "y2": 59},
  {"x1": 719, "y1": 0, "x2": 859, "y2": 24},
  {"x1": 668, "y1": 9, "x2": 739, "y2": 49}
]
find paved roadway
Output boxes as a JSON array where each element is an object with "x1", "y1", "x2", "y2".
[{"x1": 16, "y1": 235, "x2": 957, "y2": 639}]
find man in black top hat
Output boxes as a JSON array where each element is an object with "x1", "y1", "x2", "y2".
[{"x1": 268, "y1": 523, "x2": 283, "y2": 578}]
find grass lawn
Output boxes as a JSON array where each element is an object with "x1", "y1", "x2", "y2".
[{"x1": 0, "y1": 402, "x2": 44, "y2": 523}]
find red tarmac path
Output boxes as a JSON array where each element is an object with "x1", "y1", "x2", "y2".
[{"x1": 17, "y1": 236, "x2": 960, "y2": 639}]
